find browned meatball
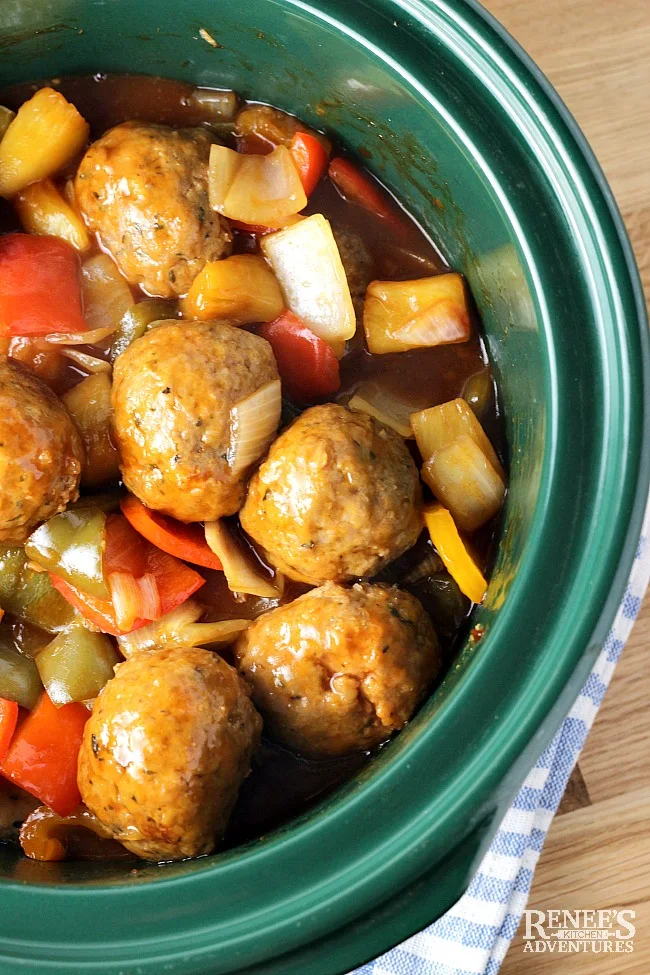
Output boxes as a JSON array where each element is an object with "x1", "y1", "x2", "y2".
[
  {"x1": 240, "y1": 404, "x2": 422, "y2": 585},
  {"x1": 234, "y1": 582, "x2": 440, "y2": 757},
  {"x1": 332, "y1": 227, "x2": 373, "y2": 318},
  {"x1": 75, "y1": 121, "x2": 232, "y2": 298},
  {"x1": 0, "y1": 358, "x2": 83, "y2": 544},
  {"x1": 78, "y1": 646, "x2": 262, "y2": 861},
  {"x1": 112, "y1": 321, "x2": 279, "y2": 522}
]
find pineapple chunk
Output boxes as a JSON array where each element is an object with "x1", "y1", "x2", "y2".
[
  {"x1": 411, "y1": 397, "x2": 504, "y2": 479},
  {"x1": 0, "y1": 88, "x2": 89, "y2": 198},
  {"x1": 181, "y1": 255, "x2": 285, "y2": 324},
  {"x1": 15, "y1": 178, "x2": 90, "y2": 252},
  {"x1": 422, "y1": 435, "x2": 505, "y2": 533},
  {"x1": 363, "y1": 272, "x2": 470, "y2": 354}
]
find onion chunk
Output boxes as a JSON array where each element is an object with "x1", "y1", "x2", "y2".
[
  {"x1": 108, "y1": 572, "x2": 161, "y2": 632},
  {"x1": 228, "y1": 379, "x2": 281, "y2": 476},
  {"x1": 209, "y1": 144, "x2": 307, "y2": 227},
  {"x1": 117, "y1": 599, "x2": 249, "y2": 656},
  {"x1": 205, "y1": 521, "x2": 282, "y2": 598},
  {"x1": 348, "y1": 382, "x2": 416, "y2": 438},
  {"x1": 60, "y1": 348, "x2": 112, "y2": 374}
]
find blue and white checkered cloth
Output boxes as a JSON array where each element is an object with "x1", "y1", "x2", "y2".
[{"x1": 351, "y1": 495, "x2": 650, "y2": 975}]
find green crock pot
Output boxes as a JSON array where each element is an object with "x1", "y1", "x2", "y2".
[{"x1": 0, "y1": 1, "x2": 647, "y2": 972}]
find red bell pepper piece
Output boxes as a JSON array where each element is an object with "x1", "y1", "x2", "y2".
[
  {"x1": 289, "y1": 132, "x2": 329, "y2": 196},
  {"x1": 0, "y1": 698, "x2": 19, "y2": 764},
  {"x1": 1, "y1": 692, "x2": 88, "y2": 816},
  {"x1": 49, "y1": 575, "x2": 131, "y2": 637},
  {"x1": 120, "y1": 496, "x2": 222, "y2": 570},
  {"x1": 259, "y1": 311, "x2": 340, "y2": 403},
  {"x1": 50, "y1": 514, "x2": 205, "y2": 635},
  {"x1": 328, "y1": 157, "x2": 406, "y2": 230},
  {"x1": 0, "y1": 234, "x2": 86, "y2": 336}
]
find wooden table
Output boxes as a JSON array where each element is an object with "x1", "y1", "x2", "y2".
[{"x1": 478, "y1": 0, "x2": 650, "y2": 971}]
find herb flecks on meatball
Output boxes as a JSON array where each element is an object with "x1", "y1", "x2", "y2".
[
  {"x1": 234, "y1": 582, "x2": 440, "y2": 757},
  {"x1": 78, "y1": 646, "x2": 262, "y2": 862},
  {"x1": 0, "y1": 357, "x2": 83, "y2": 544},
  {"x1": 111, "y1": 320, "x2": 279, "y2": 523},
  {"x1": 240, "y1": 403, "x2": 422, "y2": 585},
  {"x1": 75, "y1": 121, "x2": 232, "y2": 298}
]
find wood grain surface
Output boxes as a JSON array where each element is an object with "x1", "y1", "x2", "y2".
[{"x1": 478, "y1": 0, "x2": 650, "y2": 971}]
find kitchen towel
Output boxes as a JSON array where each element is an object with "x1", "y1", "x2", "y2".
[{"x1": 351, "y1": 495, "x2": 650, "y2": 975}]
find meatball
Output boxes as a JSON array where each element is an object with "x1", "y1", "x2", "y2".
[
  {"x1": 332, "y1": 227, "x2": 373, "y2": 318},
  {"x1": 78, "y1": 646, "x2": 262, "y2": 861},
  {"x1": 0, "y1": 358, "x2": 83, "y2": 544},
  {"x1": 112, "y1": 321, "x2": 279, "y2": 522},
  {"x1": 240, "y1": 404, "x2": 422, "y2": 584},
  {"x1": 234, "y1": 582, "x2": 440, "y2": 757},
  {"x1": 75, "y1": 121, "x2": 232, "y2": 298}
]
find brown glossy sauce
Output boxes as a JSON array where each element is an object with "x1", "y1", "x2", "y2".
[{"x1": 0, "y1": 74, "x2": 504, "y2": 855}]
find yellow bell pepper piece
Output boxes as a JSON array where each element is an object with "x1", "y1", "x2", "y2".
[{"x1": 422, "y1": 502, "x2": 487, "y2": 604}]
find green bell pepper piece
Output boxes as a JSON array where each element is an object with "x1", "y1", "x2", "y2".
[
  {"x1": 110, "y1": 299, "x2": 177, "y2": 361},
  {"x1": 0, "y1": 628, "x2": 42, "y2": 709},
  {"x1": 0, "y1": 546, "x2": 79, "y2": 633},
  {"x1": 25, "y1": 508, "x2": 108, "y2": 599},
  {"x1": 36, "y1": 627, "x2": 120, "y2": 706}
]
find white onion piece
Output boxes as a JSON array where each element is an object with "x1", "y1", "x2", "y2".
[
  {"x1": 61, "y1": 348, "x2": 112, "y2": 374},
  {"x1": 209, "y1": 144, "x2": 306, "y2": 227},
  {"x1": 228, "y1": 379, "x2": 281, "y2": 475},
  {"x1": 117, "y1": 605, "x2": 249, "y2": 656},
  {"x1": 108, "y1": 572, "x2": 161, "y2": 631},
  {"x1": 44, "y1": 323, "x2": 120, "y2": 346},
  {"x1": 181, "y1": 619, "x2": 250, "y2": 647},
  {"x1": 118, "y1": 600, "x2": 204, "y2": 656},
  {"x1": 261, "y1": 214, "x2": 355, "y2": 351},
  {"x1": 348, "y1": 383, "x2": 416, "y2": 438},
  {"x1": 81, "y1": 254, "x2": 134, "y2": 331},
  {"x1": 191, "y1": 88, "x2": 239, "y2": 121},
  {"x1": 205, "y1": 520, "x2": 282, "y2": 598}
]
